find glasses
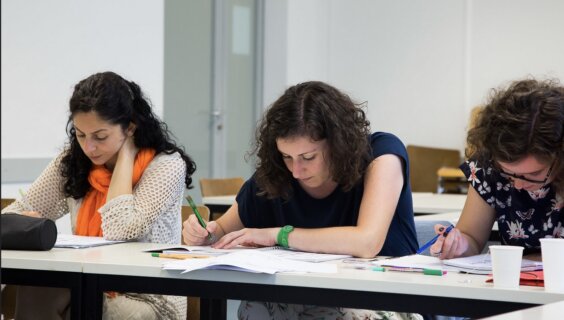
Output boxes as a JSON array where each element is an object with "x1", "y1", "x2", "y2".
[{"x1": 497, "y1": 160, "x2": 555, "y2": 185}]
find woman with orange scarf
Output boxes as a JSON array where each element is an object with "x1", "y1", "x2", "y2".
[{"x1": 2, "y1": 71, "x2": 196, "y2": 320}]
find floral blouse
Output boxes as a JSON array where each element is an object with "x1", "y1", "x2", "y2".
[{"x1": 461, "y1": 160, "x2": 563, "y2": 251}]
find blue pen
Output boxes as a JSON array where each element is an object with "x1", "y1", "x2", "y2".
[{"x1": 416, "y1": 224, "x2": 454, "y2": 254}]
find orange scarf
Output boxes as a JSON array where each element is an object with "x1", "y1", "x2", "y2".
[{"x1": 76, "y1": 148, "x2": 156, "y2": 236}]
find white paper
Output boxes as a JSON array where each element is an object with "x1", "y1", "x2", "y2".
[
  {"x1": 54, "y1": 234, "x2": 124, "y2": 249},
  {"x1": 375, "y1": 254, "x2": 451, "y2": 271},
  {"x1": 162, "y1": 250, "x2": 338, "y2": 274},
  {"x1": 151, "y1": 245, "x2": 351, "y2": 262},
  {"x1": 443, "y1": 253, "x2": 543, "y2": 274}
]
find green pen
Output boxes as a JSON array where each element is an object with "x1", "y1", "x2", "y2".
[
  {"x1": 423, "y1": 268, "x2": 445, "y2": 276},
  {"x1": 372, "y1": 267, "x2": 386, "y2": 272},
  {"x1": 186, "y1": 195, "x2": 212, "y2": 240}
]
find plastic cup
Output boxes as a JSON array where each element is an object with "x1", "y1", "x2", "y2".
[
  {"x1": 540, "y1": 238, "x2": 564, "y2": 292},
  {"x1": 489, "y1": 245, "x2": 523, "y2": 289}
]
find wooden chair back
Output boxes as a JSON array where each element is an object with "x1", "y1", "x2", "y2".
[
  {"x1": 1, "y1": 199, "x2": 18, "y2": 319},
  {"x1": 180, "y1": 204, "x2": 209, "y2": 320},
  {"x1": 465, "y1": 105, "x2": 484, "y2": 158},
  {"x1": 406, "y1": 145, "x2": 462, "y2": 193},
  {"x1": 199, "y1": 177, "x2": 244, "y2": 197},
  {"x1": 1, "y1": 198, "x2": 16, "y2": 210}
]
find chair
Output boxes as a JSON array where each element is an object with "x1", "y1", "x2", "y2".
[
  {"x1": 406, "y1": 145, "x2": 464, "y2": 194},
  {"x1": 199, "y1": 177, "x2": 244, "y2": 197},
  {"x1": 181, "y1": 204, "x2": 210, "y2": 320},
  {"x1": 199, "y1": 177, "x2": 244, "y2": 220},
  {"x1": 181, "y1": 204, "x2": 210, "y2": 229},
  {"x1": 436, "y1": 167, "x2": 467, "y2": 194},
  {"x1": 1, "y1": 198, "x2": 15, "y2": 210}
]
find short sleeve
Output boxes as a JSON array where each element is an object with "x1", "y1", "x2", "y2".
[
  {"x1": 236, "y1": 176, "x2": 277, "y2": 228},
  {"x1": 460, "y1": 159, "x2": 512, "y2": 209}
]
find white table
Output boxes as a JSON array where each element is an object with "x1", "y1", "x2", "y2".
[
  {"x1": 4, "y1": 242, "x2": 563, "y2": 319},
  {"x1": 480, "y1": 299, "x2": 564, "y2": 319},
  {"x1": 411, "y1": 193, "x2": 467, "y2": 214},
  {"x1": 1, "y1": 247, "x2": 90, "y2": 319},
  {"x1": 202, "y1": 192, "x2": 468, "y2": 215}
]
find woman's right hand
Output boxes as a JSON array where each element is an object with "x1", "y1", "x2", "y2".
[
  {"x1": 429, "y1": 224, "x2": 469, "y2": 259},
  {"x1": 182, "y1": 214, "x2": 218, "y2": 245}
]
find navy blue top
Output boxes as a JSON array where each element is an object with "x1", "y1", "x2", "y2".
[
  {"x1": 236, "y1": 132, "x2": 418, "y2": 257},
  {"x1": 461, "y1": 160, "x2": 563, "y2": 252}
]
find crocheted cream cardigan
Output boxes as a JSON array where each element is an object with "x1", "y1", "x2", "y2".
[{"x1": 2, "y1": 151, "x2": 188, "y2": 319}]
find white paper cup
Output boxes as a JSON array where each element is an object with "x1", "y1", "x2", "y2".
[
  {"x1": 540, "y1": 238, "x2": 564, "y2": 292},
  {"x1": 490, "y1": 245, "x2": 524, "y2": 289}
]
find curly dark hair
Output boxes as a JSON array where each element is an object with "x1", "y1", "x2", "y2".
[
  {"x1": 466, "y1": 78, "x2": 564, "y2": 195},
  {"x1": 60, "y1": 71, "x2": 196, "y2": 199},
  {"x1": 251, "y1": 81, "x2": 372, "y2": 199}
]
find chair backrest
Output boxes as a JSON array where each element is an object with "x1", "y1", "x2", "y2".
[
  {"x1": 1, "y1": 198, "x2": 15, "y2": 210},
  {"x1": 414, "y1": 220, "x2": 453, "y2": 255},
  {"x1": 406, "y1": 145, "x2": 462, "y2": 193},
  {"x1": 199, "y1": 177, "x2": 244, "y2": 197},
  {"x1": 180, "y1": 204, "x2": 210, "y2": 320},
  {"x1": 465, "y1": 105, "x2": 484, "y2": 158}
]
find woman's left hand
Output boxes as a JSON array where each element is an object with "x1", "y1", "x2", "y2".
[
  {"x1": 118, "y1": 134, "x2": 139, "y2": 160},
  {"x1": 212, "y1": 228, "x2": 278, "y2": 249}
]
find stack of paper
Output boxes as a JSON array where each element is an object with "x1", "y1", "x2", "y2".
[
  {"x1": 443, "y1": 254, "x2": 543, "y2": 274},
  {"x1": 152, "y1": 245, "x2": 351, "y2": 262},
  {"x1": 374, "y1": 253, "x2": 543, "y2": 275},
  {"x1": 162, "y1": 250, "x2": 338, "y2": 274}
]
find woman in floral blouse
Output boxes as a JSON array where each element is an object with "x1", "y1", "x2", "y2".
[{"x1": 431, "y1": 78, "x2": 563, "y2": 259}]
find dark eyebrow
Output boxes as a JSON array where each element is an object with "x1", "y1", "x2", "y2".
[
  {"x1": 499, "y1": 165, "x2": 544, "y2": 176},
  {"x1": 74, "y1": 126, "x2": 108, "y2": 135},
  {"x1": 279, "y1": 149, "x2": 318, "y2": 157}
]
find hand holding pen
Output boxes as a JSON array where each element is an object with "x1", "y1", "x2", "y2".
[
  {"x1": 417, "y1": 224, "x2": 453, "y2": 255},
  {"x1": 183, "y1": 196, "x2": 214, "y2": 244},
  {"x1": 427, "y1": 224, "x2": 468, "y2": 259}
]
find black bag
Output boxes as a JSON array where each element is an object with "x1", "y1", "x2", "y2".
[{"x1": 1, "y1": 213, "x2": 57, "y2": 250}]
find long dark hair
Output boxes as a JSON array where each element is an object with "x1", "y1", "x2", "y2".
[
  {"x1": 251, "y1": 81, "x2": 372, "y2": 199},
  {"x1": 60, "y1": 71, "x2": 196, "y2": 199},
  {"x1": 467, "y1": 78, "x2": 564, "y2": 195}
]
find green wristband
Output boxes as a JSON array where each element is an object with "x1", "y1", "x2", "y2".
[{"x1": 277, "y1": 225, "x2": 294, "y2": 248}]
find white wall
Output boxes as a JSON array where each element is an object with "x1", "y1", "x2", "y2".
[
  {"x1": 264, "y1": 0, "x2": 564, "y2": 152},
  {"x1": 1, "y1": 0, "x2": 164, "y2": 159}
]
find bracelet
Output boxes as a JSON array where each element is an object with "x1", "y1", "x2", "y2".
[{"x1": 277, "y1": 225, "x2": 294, "y2": 248}]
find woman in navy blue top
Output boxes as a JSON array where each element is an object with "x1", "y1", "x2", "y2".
[
  {"x1": 431, "y1": 78, "x2": 563, "y2": 259},
  {"x1": 183, "y1": 81, "x2": 420, "y2": 320}
]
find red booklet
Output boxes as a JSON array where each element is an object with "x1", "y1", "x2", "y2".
[{"x1": 486, "y1": 271, "x2": 544, "y2": 287}]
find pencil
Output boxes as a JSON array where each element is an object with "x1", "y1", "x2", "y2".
[
  {"x1": 151, "y1": 253, "x2": 210, "y2": 260},
  {"x1": 186, "y1": 195, "x2": 212, "y2": 240}
]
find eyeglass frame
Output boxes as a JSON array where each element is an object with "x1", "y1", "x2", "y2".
[{"x1": 495, "y1": 159, "x2": 555, "y2": 185}]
